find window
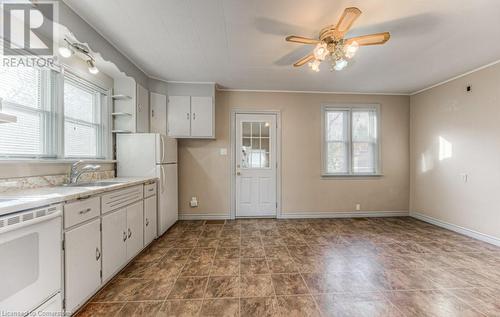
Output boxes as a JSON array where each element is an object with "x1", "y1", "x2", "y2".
[
  {"x1": 0, "y1": 65, "x2": 57, "y2": 158},
  {"x1": 64, "y1": 74, "x2": 105, "y2": 158},
  {"x1": 322, "y1": 105, "x2": 380, "y2": 176},
  {"x1": 0, "y1": 65, "x2": 109, "y2": 160},
  {"x1": 241, "y1": 121, "x2": 270, "y2": 168}
]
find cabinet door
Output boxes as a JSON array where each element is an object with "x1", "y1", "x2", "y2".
[
  {"x1": 190, "y1": 96, "x2": 214, "y2": 137},
  {"x1": 64, "y1": 219, "x2": 101, "y2": 312},
  {"x1": 102, "y1": 208, "x2": 127, "y2": 281},
  {"x1": 167, "y1": 96, "x2": 191, "y2": 137},
  {"x1": 136, "y1": 83, "x2": 150, "y2": 132},
  {"x1": 144, "y1": 196, "x2": 157, "y2": 246},
  {"x1": 150, "y1": 92, "x2": 167, "y2": 134},
  {"x1": 126, "y1": 201, "x2": 144, "y2": 260}
]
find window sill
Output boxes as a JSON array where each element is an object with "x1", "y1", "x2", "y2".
[
  {"x1": 0, "y1": 158, "x2": 117, "y2": 164},
  {"x1": 321, "y1": 173, "x2": 384, "y2": 178}
]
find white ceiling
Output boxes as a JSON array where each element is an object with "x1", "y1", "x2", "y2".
[{"x1": 63, "y1": 0, "x2": 500, "y2": 94}]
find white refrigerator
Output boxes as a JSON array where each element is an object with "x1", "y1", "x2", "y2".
[{"x1": 116, "y1": 133, "x2": 178, "y2": 235}]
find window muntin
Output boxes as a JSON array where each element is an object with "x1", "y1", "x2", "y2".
[{"x1": 323, "y1": 106, "x2": 380, "y2": 176}]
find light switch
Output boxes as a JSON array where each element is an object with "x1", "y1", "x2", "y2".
[{"x1": 220, "y1": 148, "x2": 227, "y2": 156}]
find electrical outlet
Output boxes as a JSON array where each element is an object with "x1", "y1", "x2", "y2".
[
  {"x1": 220, "y1": 148, "x2": 227, "y2": 156},
  {"x1": 355, "y1": 203, "x2": 361, "y2": 211},
  {"x1": 190, "y1": 197, "x2": 198, "y2": 207}
]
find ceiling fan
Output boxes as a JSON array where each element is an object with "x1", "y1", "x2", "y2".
[{"x1": 285, "y1": 7, "x2": 390, "y2": 72}]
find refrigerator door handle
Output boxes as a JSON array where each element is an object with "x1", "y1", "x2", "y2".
[
  {"x1": 160, "y1": 165, "x2": 166, "y2": 194},
  {"x1": 160, "y1": 135, "x2": 166, "y2": 163}
]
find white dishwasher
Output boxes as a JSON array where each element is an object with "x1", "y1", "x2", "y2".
[{"x1": 0, "y1": 204, "x2": 63, "y2": 315}]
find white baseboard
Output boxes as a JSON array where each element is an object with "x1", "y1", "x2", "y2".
[
  {"x1": 411, "y1": 211, "x2": 500, "y2": 247},
  {"x1": 279, "y1": 210, "x2": 409, "y2": 219},
  {"x1": 178, "y1": 211, "x2": 409, "y2": 220},
  {"x1": 179, "y1": 213, "x2": 230, "y2": 220}
]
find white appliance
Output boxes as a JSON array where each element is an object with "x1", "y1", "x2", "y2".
[
  {"x1": 116, "y1": 133, "x2": 178, "y2": 235},
  {"x1": 0, "y1": 204, "x2": 62, "y2": 315}
]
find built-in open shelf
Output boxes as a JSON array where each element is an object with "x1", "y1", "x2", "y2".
[
  {"x1": 112, "y1": 94, "x2": 132, "y2": 100},
  {"x1": 111, "y1": 112, "x2": 132, "y2": 116},
  {"x1": 111, "y1": 130, "x2": 132, "y2": 133}
]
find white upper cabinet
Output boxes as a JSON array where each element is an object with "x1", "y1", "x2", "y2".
[
  {"x1": 190, "y1": 96, "x2": 214, "y2": 137},
  {"x1": 150, "y1": 92, "x2": 167, "y2": 134},
  {"x1": 136, "y1": 83, "x2": 150, "y2": 133},
  {"x1": 167, "y1": 96, "x2": 191, "y2": 137},
  {"x1": 167, "y1": 96, "x2": 214, "y2": 138}
]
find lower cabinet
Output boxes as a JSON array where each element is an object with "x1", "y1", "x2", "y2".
[
  {"x1": 64, "y1": 219, "x2": 101, "y2": 313},
  {"x1": 102, "y1": 202, "x2": 144, "y2": 281},
  {"x1": 102, "y1": 208, "x2": 127, "y2": 282},
  {"x1": 63, "y1": 182, "x2": 158, "y2": 313},
  {"x1": 144, "y1": 195, "x2": 157, "y2": 246},
  {"x1": 126, "y1": 201, "x2": 144, "y2": 261}
]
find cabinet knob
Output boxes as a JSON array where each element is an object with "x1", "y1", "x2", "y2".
[
  {"x1": 128, "y1": 228, "x2": 132, "y2": 238},
  {"x1": 186, "y1": 113, "x2": 190, "y2": 120},
  {"x1": 96, "y1": 247, "x2": 101, "y2": 261},
  {"x1": 123, "y1": 231, "x2": 127, "y2": 242},
  {"x1": 193, "y1": 112, "x2": 196, "y2": 120},
  {"x1": 145, "y1": 218, "x2": 149, "y2": 226}
]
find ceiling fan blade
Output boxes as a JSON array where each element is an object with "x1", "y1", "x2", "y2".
[
  {"x1": 346, "y1": 32, "x2": 390, "y2": 46},
  {"x1": 286, "y1": 36, "x2": 320, "y2": 45},
  {"x1": 293, "y1": 54, "x2": 314, "y2": 67},
  {"x1": 335, "y1": 7, "x2": 362, "y2": 36}
]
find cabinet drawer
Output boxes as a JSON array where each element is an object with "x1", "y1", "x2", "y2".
[
  {"x1": 64, "y1": 197, "x2": 100, "y2": 229},
  {"x1": 102, "y1": 185, "x2": 144, "y2": 214},
  {"x1": 144, "y1": 183, "x2": 157, "y2": 197}
]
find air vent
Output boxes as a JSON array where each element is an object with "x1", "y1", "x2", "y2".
[
  {"x1": 7, "y1": 216, "x2": 20, "y2": 226},
  {"x1": 0, "y1": 204, "x2": 62, "y2": 229},
  {"x1": 22, "y1": 213, "x2": 34, "y2": 221}
]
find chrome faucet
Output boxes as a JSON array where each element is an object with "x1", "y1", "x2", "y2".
[{"x1": 70, "y1": 161, "x2": 101, "y2": 184}]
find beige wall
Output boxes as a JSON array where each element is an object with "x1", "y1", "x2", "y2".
[
  {"x1": 410, "y1": 62, "x2": 500, "y2": 239},
  {"x1": 179, "y1": 90, "x2": 410, "y2": 216}
]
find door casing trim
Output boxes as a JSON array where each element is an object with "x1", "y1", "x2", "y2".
[{"x1": 229, "y1": 109, "x2": 282, "y2": 219}]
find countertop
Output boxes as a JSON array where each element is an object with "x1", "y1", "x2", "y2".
[{"x1": 0, "y1": 177, "x2": 158, "y2": 217}]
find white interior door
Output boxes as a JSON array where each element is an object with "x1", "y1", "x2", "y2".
[{"x1": 235, "y1": 114, "x2": 277, "y2": 217}]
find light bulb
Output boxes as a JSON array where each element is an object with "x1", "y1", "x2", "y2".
[
  {"x1": 313, "y1": 42, "x2": 329, "y2": 61},
  {"x1": 87, "y1": 60, "x2": 99, "y2": 74},
  {"x1": 308, "y1": 59, "x2": 321, "y2": 72},
  {"x1": 333, "y1": 59, "x2": 348, "y2": 71},
  {"x1": 344, "y1": 41, "x2": 359, "y2": 59},
  {"x1": 58, "y1": 46, "x2": 72, "y2": 58}
]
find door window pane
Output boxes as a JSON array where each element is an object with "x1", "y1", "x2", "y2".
[{"x1": 240, "y1": 121, "x2": 271, "y2": 169}]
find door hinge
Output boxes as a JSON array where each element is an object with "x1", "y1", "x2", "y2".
[
  {"x1": 62, "y1": 240, "x2": 65, "y2": 251},
  {"x1": 276, "y1": 202, "x2": 278, "y2": 208},
  {"x1": 100, "y1": 223, "x2": 102, "y2": 231},
  {"x1": 100, "y1": 270, "x2": 102, "y2": 278},
  {"x1": 62, "y1": 299, "x2": 65, "y2": 310}
]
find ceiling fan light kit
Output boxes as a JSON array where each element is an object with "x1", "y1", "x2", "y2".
[{"x1": 285, "y1": 7, "x2": 390, "y2": 72}]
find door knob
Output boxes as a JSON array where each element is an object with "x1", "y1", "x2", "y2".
[{"x1": 236, "y1": 171, "x2": 241, "y2": 176}]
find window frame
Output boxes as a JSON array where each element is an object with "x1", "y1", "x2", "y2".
[
  {"x1": 62, "y1": 70, "x2": 109, "y2": 159},
  {"x1": 0, "y1": 64, "x2": 112, "y2": 161},
  {"x1": 321, "y1": 104, "x2": 382, "y2": 177}
]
